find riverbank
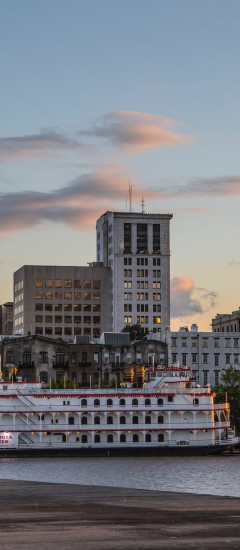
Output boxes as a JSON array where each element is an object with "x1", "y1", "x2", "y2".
[{"x1": 1, "y1": 479, "x2": 240, "y2": 549}]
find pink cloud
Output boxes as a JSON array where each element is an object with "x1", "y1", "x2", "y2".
[
  {"x1": 84, "y1": 111, "x2": 192, "y2": 153},
  {"x1": 171, "y1": 277, "x2": 218, "y2": 320}
]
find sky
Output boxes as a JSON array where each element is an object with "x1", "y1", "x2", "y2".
[{"x1": 0, "y1": 0, "x2": 240, "y2": 332}]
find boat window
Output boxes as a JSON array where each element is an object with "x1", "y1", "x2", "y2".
[
  {"x1": 68, "y1": 416, "x2": 75, "y2": 425},
  {"x1": 168, "y1": 396, "x2": 173, "y2": 402},
  {"x1": 119, "y1": 398, "x2": 125, "y2": 406},
  {"x1": 107, "y1": 416, "x2": 113, "y2": 424},
  {"x1": 94, "y1": 399, "x2": 100, "y2": 406},
  {"x1": 81, "y1": 435, "x2": 88, "y2": 443},
  {"x1": 107, "y1": 399, "x2": 113, "y2": 406},
  {"x1": 145, "y1": 433, "x2": 151, "y2": 442},
  {"x1": 81, "y1": 416, "x2": 88, "y2": 425},
  {"x1": 62, "y1": 434, "x2": 66, "y2": 443},
  {"x1": 132, "y1": 416, "x2": 138, "y2": 424},
  {"x1": 133, "y1": 434, "x2": 139, "y2": 442},
  {"x1": 157, "y1": 398, "x2": 163, "y2": 406},
  {"x1": 94, "y1": 434, "x2": 100, "y2": 443},
  {"x1": 145, "y1": 415, "x2": 151, "y2": 424},
  {"x1": 158, "y1": 415, "x2": 164, "y2": 424},
  {"x1": 145, "y1": 398, "x2": 151, "y2": 406},
  {"x1": 158, "y1": 434, "x2": 164, "y2": 442},
  {"x1": 107, "y1": 434, "x2": 113, "y2": 443},
  {"x1": 132, "y1": 398, "x2": 138, "y2": 406},
  {"x1": 120, "y1": 416, "x2": 126, "y2": 424},
  {"x1": 81, "y1": 399, "x2": 87, "y2": 406},
  {"x1": 94, "y1": 416, "x2": 100, "y2": 425},
  {"x1": 193, "y1": 398, "x2": 199, "y2": 405},
  {"x1": 120, "y1": 434, "x2": 126, "y2": 443}
]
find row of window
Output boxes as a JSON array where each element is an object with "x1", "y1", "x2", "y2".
[
  {"x1": 35, "y1": 279, "x2": 101, "y2": 289},
  {"x1": 173, "y1": 353, "x2": 240, "y2": 366},
  {"x1": 35, "y1": 315, "x2": 101, "y2": 325},
  {"x1": 34, "y1": 327, "x2": 100, "y2": 337},
  {"x1": 65, "y1": 415, "x2": 166, "y2": 425},
  {"x1": 124, "y1": 258, "x2": 161, "y2": 267},
  {"x1": 35, "y1": 292, "x2": 101, "y2": 302},
  {"x1": 124, "y1": 316, "x2": 161, "y2": 324},
  {"x1": 172, "y1": 338, "x2": 239, "y2": 348},
  {"x1": 76, "y1": 433, "x2": 164, "y2": 443}
]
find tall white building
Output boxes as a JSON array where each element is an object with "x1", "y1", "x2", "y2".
[{"x1": 96, "y1": 211, "x2": 173, "y2": 333}]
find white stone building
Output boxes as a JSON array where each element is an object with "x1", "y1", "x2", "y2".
[{"x1": 96, "y1": 210, "x2": 173, "y2": 334}]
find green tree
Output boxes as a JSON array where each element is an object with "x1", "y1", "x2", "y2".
[
  {"x1": 213, "y1": 365, "x2": 240, "y2": 433},
  {"x1": 122, "y1": 323, "x2": 149, "y2": 341}
]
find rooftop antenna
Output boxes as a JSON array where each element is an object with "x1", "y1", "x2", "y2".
[
  {"x1": 129, "y1": 181, "x2": 132, "y2": 212},
  {"x1": 141, "y1": 196, "x2": 145, "y2": 214}
]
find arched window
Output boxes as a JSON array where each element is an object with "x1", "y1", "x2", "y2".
[
  {"x1": 62, "y1": 434, "x2": 66, "y2": 442},
  {"x1": 158, "y1": 415, "x2": 164, "y2": 424},
  {"x1": 132, "y1": 416, "x2": 138, "y2": 424},
  {"x1": 94, "y1": 416, "x2": 100, "y2": 425},
  {"x1": 81, "y1": 434, "x2": 88, "y2": 443},
  {"x1": 157, "y1": 398, "x2": 163, "y2": 406},
  {"x1": 145, "y1": 398, "x2": 151, "y2": 406},
  {"x1": 107, "y1": 434, "x2": 113, "y2": 443},
  {"x1": 81, "y1": 416, "x2": 88, "y2": 425},
  {"x1": 145, "y1": 433, "x2": 151, "y2": 442},
  {"x1": 81, "y1": 399, "x2": 87, "y2": 406},
  {"x1": 120, "y1": 416, "x2": 126, "y2": 424},
  {"x1": 133, "y1": 434, "x2": 139, "y2": 443},
  {"x1": 107, "y1": 416, "x2": 113, "y2": 424},
  {"x1": 158, "y1": 434, "x2": 164, "y2": 442},
  {"x1": 107, "y1": 399, "x2": 113, "y2": 406},
  {"x1": 145, "y1": 415, "x2": 151, "y2": 424},
  {"x1": 94, "y1": 434, "x2": 100, "y2": 443},
  {"x1": 94, "y1": 399, "x2": 100, "y2": 406},
  {"x1": 68, "y1": 416, "x2": 75, "y2": 425},
  {"x1": 119, "y1": 398, "x2": 125, "y2": 406},
  {"x1": 104, "y1": 372, "x2": 109, "y2": 382},
  {"x1": 132, "y1": 398, "x2": 138, "y2": 406},
  {"x1": 193, "y1": 398, "x2": 199, "y2": 405},
  {"x1": 120, "y1": 433, "x2": 126, "y2": 443}
]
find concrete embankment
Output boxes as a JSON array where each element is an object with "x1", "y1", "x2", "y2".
[{"x1": 0, "y1": 479, "x2": 240, "y2": 549}]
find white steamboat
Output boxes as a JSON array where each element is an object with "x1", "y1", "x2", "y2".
[{"x1": 0, "y1": 366, "x2": 235, "y2": 456}]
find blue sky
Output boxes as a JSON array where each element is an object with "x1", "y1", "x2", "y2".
[{"x1": 1, "y1": 0, "x2": 240, "y2": 330}]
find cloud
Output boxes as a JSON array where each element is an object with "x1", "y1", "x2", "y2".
[
  {"x1": 229, "y1": 259, "x2": 240, "y2": 266},
  {"x1": 83, "y1": 111, "x2": 191, "y2": 153},
  {"x1": 0, "y1": 129, "x2": 86, "y2": 161},
  {"x1": 171, "y1": 278, "x2": 218, "y2": 319},
  {"x1": 155, "y1": 176, "x2": 240, "y2": 199},
  {"x1": 171, "y1": 277, "x2": 203, "y2": 318},
  {"x1": 0, "y1": 171, "x2": 138, "y2": 235}
]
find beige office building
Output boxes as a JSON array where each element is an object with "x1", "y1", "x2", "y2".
[{"x1": 13, "y1": 264, "x2": 112, "y2": 341}]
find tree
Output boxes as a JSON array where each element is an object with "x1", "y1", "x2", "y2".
[
  {"x1": 213, "y1": 365, "x2": 240, "y2": 433},
  {"x1": 122, "y1": 323, "x2": 149, "y2": 341}
]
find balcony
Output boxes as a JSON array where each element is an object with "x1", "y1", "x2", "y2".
[
  {"x1": 78, "y1": 361, "x2": 92, "y2": 368},
  {"x1": 52, "y1": 361, "x2": 68, "y2": 369},
  {"x1": 18, "y1": 361, "x2": 35, "y2": 368}
]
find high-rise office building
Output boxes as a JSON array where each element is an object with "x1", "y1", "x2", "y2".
[{"x1": 96, "y1": 211, "x2": 173, "y2": 333}]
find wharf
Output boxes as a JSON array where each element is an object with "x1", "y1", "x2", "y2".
[{"x1": 1, "y1": 479, "x2": 240, "y2": 549}]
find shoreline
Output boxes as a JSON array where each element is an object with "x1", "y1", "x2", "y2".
[{"x1": 1, "y1": 479, "x2": 240, "y2": 549}]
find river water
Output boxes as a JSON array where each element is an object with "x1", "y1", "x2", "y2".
[{"x1": 0, "y1": 455, "x2": 239, "y2": 497}]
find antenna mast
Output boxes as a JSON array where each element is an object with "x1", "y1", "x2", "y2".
[
  {"x1": 129, "y1": 181, "x2": 132, "y2": 212},
  {"x1": 141, "y1": 196, "x2": 145, "y2": 214}
]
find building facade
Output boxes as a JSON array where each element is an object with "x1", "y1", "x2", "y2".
[
  {"x1": 170, "y1": 325, "x2": 240, "y2": 387},
  {"x1": 13, "y1": 264, "x2": 112, "y2": 341},
  {"x1": 96, "y1": 211, "x2": 173, "y2": 334},
  {"x1": 212, "y1": 308, "x2": 240, "y2": 333}
]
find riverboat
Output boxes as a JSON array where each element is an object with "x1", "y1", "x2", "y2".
[{"x1": 0, "y1": 366, "x2": 236, "y2": 456}]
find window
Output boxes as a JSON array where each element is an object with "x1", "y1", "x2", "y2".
[
  {"x1": 74, "y1": 292, "x2": 81, "y2": 300},
  {"x1": 94, "y1": 434, "x2": 100, "y2": 443},
  {"x1": 93, "y1": 353, "x2": 99, "y2": 364},
  {"x1": 172, "y1": 353, "x2": 177, "y2": 363},
  {"x1": 107, "y1": 434, "x2": 113, "y2": 443},
  {"x1": 55, "y1": 279, "x2": 62, "y2": 288},
  {"x1": 145, "y1": 415, "x2": 151, "y2": 424},
  {"x1": 145, "y1": 398, "x2": 151, "y2": 406},
  {"x1": 124, "y1": 316, "x2": 132, "y2": 324},
  {"x1": 35, "y1": 279, "x2": 43, "y2": 288},
  {"x1": 132, "y1": 416, "x2": 138, "y2": 424},
  {"x1": 81, "y1": 399, "x2": 87, "y2": 406},
  {"x1": 84, "y1": 280, "x2": 91, "y2": 289},
  {"x1": 124, "y1": 281, "x2": 132, "y2": 289},
  {"x1": 64, "y1": 292, "x2": 72, "y2": 300},
  {"x1": 68, "y1": 416, "x2": 75, "y2": 425},
  {"x1": 81, "y1": 435, "x2": 88, "y2": 443},
  {"x1": 45, "y1": 279, "x2": 52, "y2": 288},
  {"x1": 120, "y1": 434, "x2": 126, "y2": 443},
  {"x1": 40, "y1": 371, "x2": 48, "y2": 383},
  {"x1": 203, "y1": 354, "x2": 208, "y2": 364},
  {"x1": 153, "y1": 224, "x2": 160, "y2": 254},
  {"x1": 153, "y1": 258, "x2": 161, "y2": 266},
  {"x1": 124, "y1": 269, "x2": 132, "y2": 277},
  {"x1": 137, "y1": 223, "x2": 148, "y2": 253},
  {"x1": 120, "y1": 416, "x2": 126, "y2": 424},
  {"x1": 132, "y1": 398, "x2": 138, "y2": 406},
  {"x1": 94, "y1": 416, "x2": 100, "y2": 425},
  {"x1": 55, "y1": 304, "x2": 62, "y2": 312},
  {"x1": 192, "y1": 354, "x2": 197, "y2": 363},
  {"x1": 107, "y1": 416, "x2": 113, "y2": 424},
  {"x1": 74, "y1": 280, "x2": 81, "y2": 288},
  {"x1": 107, "y1": 399, "x2": 113, "y2": 406},
  {"x1": 158, "y1": 416, "x2": 164, "y2": 424},
  {"x1": 214, "y1": 371, "x2": 220, "y2": 385},
  {"x1": 214, "y1": 338, "x2": 219, "y2": 348},
  {"x1": 124, "y1": 257, "x2": 132, "y2": 265},
  {"x1": 214, "y1": 354, "x2": 219, "y2": 367},
  {"x1": 234, "y1": 339, "x2": 239, "y2": 348},
  {"x1": 35, "y1": 315, "x2": 43, "y2": 323},
  {"x1": 35, "y1": 303, "x2": 43, "y2": 311},
  {"x1": 202, "y1": 338, "x2": 208, "y2": 348},
  {"x1": 225, "y1": 339, "x2": 231, "y2": 348},
  {"x1": 203, "y1": 371, "x2": 208, "y2": 385},
  {"x1": 94, "y1": 399, "x2": 100, "y2": 406},
  {"x1": 193, "y1": 398, "x2": 199, "y2": 405},
  {"x1": 153, "y1": 293, "x2": 161, "y2": 301},
  {"x1": 65, "y1": 279, "x2": 72, "y2": 288},
  {"x1": 35, "y1": 291, "x2": 43, "y2": 299},
  {"x1": 157, "y1": 398, "x2": 163, "y2": 406},
  {"x1": 158, "y1": 434, "x2": 164, "y2": 442},
  {"x1": 71, "y1": 352, "x2": 77, "y2": 364},
  {"x1": 119, "y1": 398, "x2": 125, "y2": 406},
  {"x1": 145, "y1": 433, "x2": 151, "y2": 442},
  {"x1": 234, "y1": 354, "x2": 239, "y2": 364},
  {"x1": 133, "y1": 434, "x2": 139, "y2": 442},
  {"x1": 152, "y1": 281, "x2": 161, "y2": 289},
  {"x1": 124, "y1": 223, "x2": 132, "y2": 253},
  {"x1": 39, "y1": 352, "x2": 48, "y2": 364},
  {"x1": 23, "y1": 352, "x2": 31, "y2": 365},
  {"x1": 171, "y1": 337, "x2": 177, "y2": 347}
]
